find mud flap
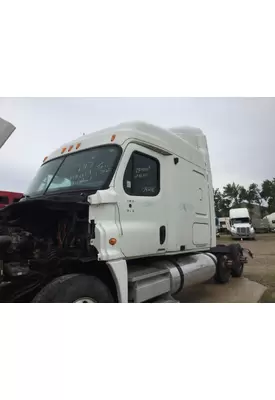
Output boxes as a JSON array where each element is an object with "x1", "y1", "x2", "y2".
[{"x1": 241, "y1": 247, "x2": 254, "y2": 260}]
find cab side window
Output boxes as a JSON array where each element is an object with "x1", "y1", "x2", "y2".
[{"x1": 123, "y1": 151, "x2": 160, "y2": 196}]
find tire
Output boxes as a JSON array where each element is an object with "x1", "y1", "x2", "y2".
[
  {"x1": 228, "y1": 244, "x2": 244, "y2": 278},
  {"x1": 214, "y1": 254, "x2": 231, "y2": 284},
  {"x1": 32, "y1": 274, "x2": 115, "y2": 303}
]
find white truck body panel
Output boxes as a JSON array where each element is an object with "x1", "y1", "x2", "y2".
[
  {"x1": 48, "y1": 122, "x2": 216, "y2": 261},
  {"x1": 0, "y1": 120, "x2": 250, "y2": 303}
]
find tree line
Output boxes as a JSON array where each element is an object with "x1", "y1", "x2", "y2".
[{"x1": 214, "y1": 179, "x2": 275, "y2": 218}]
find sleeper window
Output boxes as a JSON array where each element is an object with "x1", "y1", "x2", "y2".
[{"x1": 123, "y1": 152, "x2": 160, "y2": 197}]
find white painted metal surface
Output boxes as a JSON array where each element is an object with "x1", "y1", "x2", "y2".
[
  {"x1": 36, "y1": 121, "x2": 216, "y2": 264},
  {"x1": 0, "y1": 117, "x2": 16, "y2": 149},
  {"x1": 230, "y1": 208, "x2": 250, "y2": 219},
  {"x1": 26, "y1": 121, "x2": 218, "y2": 302},
  {"x1": 76, "y1": 122, "x2": 216, "y2": 261},
  {"x1": 106, "y1": 259, "x2": 128, "y2": 303}
]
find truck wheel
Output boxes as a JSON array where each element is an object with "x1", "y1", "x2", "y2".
[
  {"x1": 228, "y1": 244, "x2": 244, "y2": 278},
  {"x1": 214, "y1": 254, "x2": 231, "y2": 284},
  {"x1": 32, "y1": 274, "x2": 114, "y2": 303}
]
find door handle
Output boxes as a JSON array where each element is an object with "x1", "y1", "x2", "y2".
[{"x1": 159, "y1": 226, "x2": 166, "y2": 245}]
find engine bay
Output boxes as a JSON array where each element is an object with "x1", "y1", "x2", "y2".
[{"x1": 0, "y1": 195, "x2": 96, "y2": 301}]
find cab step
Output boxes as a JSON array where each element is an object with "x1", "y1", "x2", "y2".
[{"x1": 128, "y1": 265, "x2": 171, "y2": 303}]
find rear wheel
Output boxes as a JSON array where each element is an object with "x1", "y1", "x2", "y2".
[
  {"x1": 32, "y1": 274, "x2": 114, "y2": 303},
  {"x1": 214, "y1": 254, "x2": 231, "y2": 284},
  {"x1": 229, "y1": 244, "x2": 244, "y2": 278}
]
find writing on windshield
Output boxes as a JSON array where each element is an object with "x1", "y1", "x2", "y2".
[{"x1": 26, "y1": 145, "x2": 121, "y2": 197}]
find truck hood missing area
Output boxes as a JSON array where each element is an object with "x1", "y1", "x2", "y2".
[{"x1": 0, "y1": 193, "x2": 89, "y2": 221}]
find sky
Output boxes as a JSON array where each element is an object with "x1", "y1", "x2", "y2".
[{"x1": 0, "y1": 97, "x2": 274, "y2": 193}]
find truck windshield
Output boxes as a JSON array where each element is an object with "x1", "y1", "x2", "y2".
[
  {"x1": 231, "y1": 218, "x2": 250, "y2": 224},
  {"x1": 26, "y1": 145, "x2": 121, "y2": 197}
]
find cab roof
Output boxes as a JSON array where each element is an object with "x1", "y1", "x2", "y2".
[{"x1": 46, "y1": 121, "x2": 210, "y2": 169}]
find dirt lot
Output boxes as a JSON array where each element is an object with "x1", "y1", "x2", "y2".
[
  {"x1": 175, "y1": 233, "x2": 275, "y2": 303},
  {"x1": 218, "y1": 233, "x2": 275, "y2": 302}
]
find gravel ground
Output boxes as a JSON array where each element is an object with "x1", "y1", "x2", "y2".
[
  {"x1": 218, "y1": 233, "x2": 275, "y2": 302},
  {"x1": 175, "y1": 234, "x2": 275, "y2": 303}
]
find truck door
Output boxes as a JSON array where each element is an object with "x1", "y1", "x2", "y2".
[{"x1": 114, "y1": 143, "x2": 168, "y2": 258}]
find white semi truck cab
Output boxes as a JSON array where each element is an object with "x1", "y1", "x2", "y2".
[
  {"x1": 229, "y1": 208, "x2": 255, "y2": 240},
  {"x1": 0, "y1": 120, "x2": 252, "y2": 302}
]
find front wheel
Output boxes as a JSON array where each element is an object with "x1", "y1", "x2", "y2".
[{"x1": 32, "y1": 274, "x2": 115, "y2": 303}]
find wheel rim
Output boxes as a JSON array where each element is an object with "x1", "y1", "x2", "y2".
[
  {"x1": 222, "y1": 255, "x2": 230, "y2": 270},
  {"x1": 236, "y1": 252, "x2": 243, "y2": 270},
  {"x1": 220, "y1": 255, "x2": 231, "y2": 277},
  {"x1": 74, "y1": 297, "x2": 97, "y2": 303}
]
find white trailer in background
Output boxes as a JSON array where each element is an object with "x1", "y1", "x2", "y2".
[
  {"x1": 229, "y1": 208, "x2": 255, "y2": 240},
  {"x1": 0, "y1": 120, "x2": 252, "y2": 302},
  {"x1": 218, "y1": 217, "x2": 230, "y2": 233},
  {"x1": 264, "y1": 213, "x2": 275, "y2": 232},
  {"x1": 251, "y1": 217, "x2": 269, "y2": 233}
]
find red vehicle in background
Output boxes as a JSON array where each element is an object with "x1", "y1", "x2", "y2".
[
  {"x1": 0, "y1": 191, "x2": 23, "y2": 209},
  {"x1": 0, "y1": 118, "x2": 24, "y2": 209}
]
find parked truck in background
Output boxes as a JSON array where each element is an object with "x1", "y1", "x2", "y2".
[
  {"x1": 229, "y1": 207, "x2": 255, "y2": 240},
  {"x1": 0, "y1": 119, "x2": 251, "y2": 303},
  {"x1": 0, "y1": 118, "x2": 24, "y2": 208},
  {"x1": 0, "y1": 191, "x2": 24, "y2": 209},
  {"x1": 264, "y1": 213, "x2": 275, "y2": 232}
]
